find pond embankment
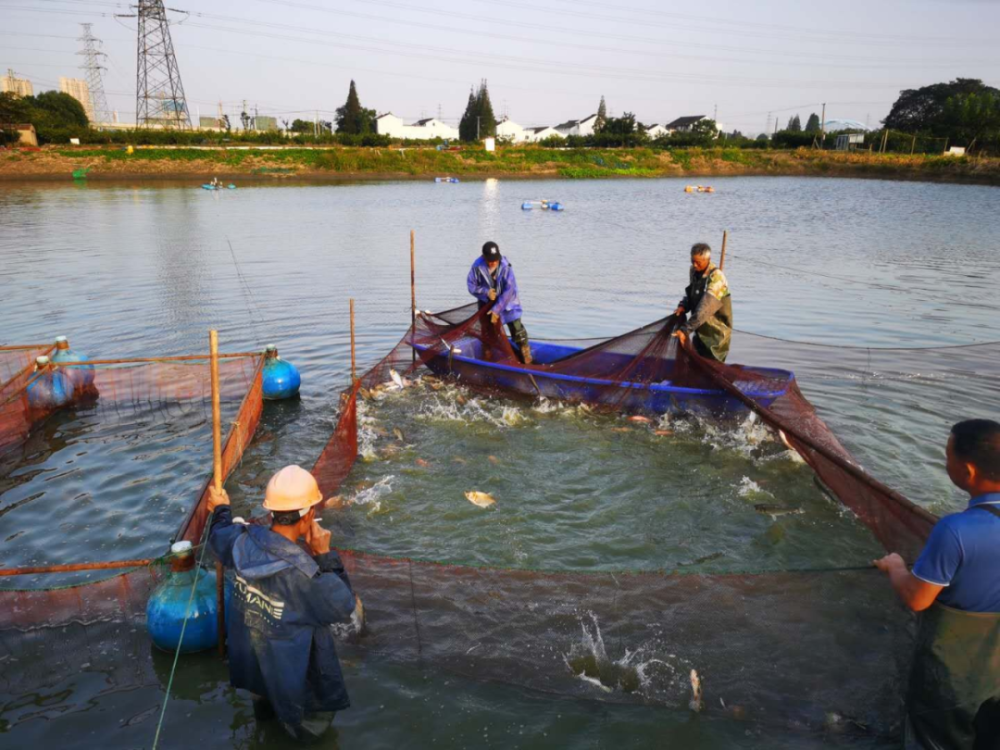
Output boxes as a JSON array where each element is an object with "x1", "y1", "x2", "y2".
[{"x1": 2, "y1": 145, "x2": 999, "y2": 185}]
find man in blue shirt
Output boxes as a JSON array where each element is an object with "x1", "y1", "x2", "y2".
[
  {"x1": 467, "y1": 241, "x2": 532, "y2": 364},
  {"x1": 875, "y1": 419, "x2": 1000, "y2": 749}
]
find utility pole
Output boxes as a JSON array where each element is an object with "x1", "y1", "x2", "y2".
[
  {"x1": 765, "y1": 112, "x2": 771, "y2": 139},
  {"x1": 77, "y1": 24, "x2": 112, "y2": 126},
  {"x1": 125, "y1": 0, "x2": 191, "y2": 129},
  {"x1": 820, "y1": 102, "x2": 826, "y2": 147},
  {"x1": 314, "y1": 110, "x2": 318, "y2": 138}
]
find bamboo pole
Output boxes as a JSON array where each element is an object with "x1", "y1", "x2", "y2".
[
  {"x1": 0, "y1": 558, "x2": 154, "y2": 577},
  {"x1": 209, "y1": 330, "x2": 226, "y2": 657},
  {"x1": 410, "y1": 229, "x2": 417, "y2": 364},
  {"x1": 350, "y1": 298, "x2": 357, "y2": 384},
  {"x1": 719, "y1": 230, "x2": 728, "y2": 271},
  {"x1": 48, "y1": 352, "x2": 259, "y2": 367}
]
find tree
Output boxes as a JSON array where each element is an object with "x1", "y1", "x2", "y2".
[
  {"x1": 335, "y1": 80, "x2": 376, "y2": 135},
  {"x1": 595, "y1": 95, "x2": 607, "y2": 132},
  {"x1": 943, "y1": 91, "x2": 1000, "y2": 150},
  {"x1": 290, "y1": 118, "x2": 312, "y2": 133},
  {"x1": 458, "y1": 80, "x2": 497, "y2": 141},
  {"x1": 805, "y1": 113, "x2": 821, "y2": 133},
  {"x1": 787, "y1": 115, "x2": 802, "y2": 132},
  {"x1": 691, "y1": 118, "x2": 718, "y2": 136},
  {"x1": 31, "y1": 91, "x2": 88, "y2": 127},
  {"x1": 884, "y1": 78, "x2": 999, "y2": 134}
]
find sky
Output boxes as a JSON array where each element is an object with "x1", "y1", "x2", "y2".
[{"x1": 2, "y1": 0, "x2": 999, "y2": 134}]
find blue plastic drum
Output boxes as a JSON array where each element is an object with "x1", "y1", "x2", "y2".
[
  {"x1": 51, "y1": 336, "x2": 96, "y2": 392},
  {"x1": 262, "y1": 345, "x2": 301, "y2": 400},
  {"x1": 26, "y1": 356, "x2": 73, "y2": 410}
]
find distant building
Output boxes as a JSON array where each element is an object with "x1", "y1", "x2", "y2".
[
  {"x1": 644, "y1": 124, "x2": 669, "y2": 139},
  {"x1": 375, "y1": 113, "x2": 459, "y2": 140},
  {"x1": 554, "y1": 114, "x2": 599, "y2": 137},
  {"x1": 1, "y1": 69, "x2": 33, "y2": 97},
  {"x1": 255, "y1": 115, "x2": 278, "y2": 131},
  {"x1": 59, "y1": 77, "x2": 93, "y2": 122},
  {"x1": 496, "y1": 117, "x2": 527, "y2": 143},
  {"x1": 199, "y1": 116, "x2": 223, "y2": 129},
  {"x1": 835, "y1": 133, "x2": 865, "y2": 151},
  {"x1": 665, "y1": 115, "x2": 709, "y2": 133},
  {"x1": 524, "y1": 126, "x2": 561, "y2": 143}
]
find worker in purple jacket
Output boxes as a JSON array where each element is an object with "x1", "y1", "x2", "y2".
[{"x1": 467, "y1": 241, "x2": 532, "y2": 364}]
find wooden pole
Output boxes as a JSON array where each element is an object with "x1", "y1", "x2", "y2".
[
  {"x1": 0, "y1": 558, "x2": 155, "y2": 577},
  {"x1": 209, "y1": 330, "x2": 226, "y2": 657},
  {"x1": 910, "y1": 134, "x2": 916, "y2": 155},
  {"x1": 350, "y1": 298, "x2": 357, "y2": 384},
  {"x1": 719, "y1": 230, "x2": 728, "y2": 271},
  {"x1": 410, "y1": 229, "x2": 416, "y2": 364}
]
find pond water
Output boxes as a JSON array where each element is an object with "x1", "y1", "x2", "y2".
[{"x1": 1, "y1": 175, "x2": 998, "y2": 748}]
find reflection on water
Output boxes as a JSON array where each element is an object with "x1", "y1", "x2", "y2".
[{"x1": 1, "y1": 176, "x2": 997, "y2": 748}]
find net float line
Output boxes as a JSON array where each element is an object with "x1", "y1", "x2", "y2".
[
  {"x1": 48, "y1": 352, "x2": 261, "y2": 367},
  {"x1": 0, "y1": 558, "x2": 156, "y2": 577}
]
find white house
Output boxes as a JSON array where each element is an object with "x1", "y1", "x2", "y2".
[
  {"x1": 496, "y1": 117, "x2": 527, "y2": 143},
  {"x1": 554, "y1": 114, "x2": 599, "y2": 137},
  {"x1": 644, "y1": 124, "x2": 669, "y2": 139},
  {"x1": 375, "y1": 113, "x2": 459, "y2": 141},
  {"x1": 524, "y1": 126, "x2": 561, "y2": 143},
  {"x1": 664, "y1": 115, "x2": 711, "y2": 134}
]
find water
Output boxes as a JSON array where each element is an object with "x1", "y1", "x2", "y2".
[{"x1": 1, "y1": 176, "x2": 998, "y2": 748}]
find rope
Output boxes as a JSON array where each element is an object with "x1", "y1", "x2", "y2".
[{"x1": 151, "y1": 524, "x2": 217, "y2": 750}]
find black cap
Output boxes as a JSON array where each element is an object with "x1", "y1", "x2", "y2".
[{"x1": 482, "y1": 241, "x2": 501, "y2": 261}]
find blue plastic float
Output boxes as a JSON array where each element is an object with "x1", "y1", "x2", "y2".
[
  {"x1": 51, "y1": 335, "x2": 95, "y2": 393},
  {"x1": 147, "y1": 541, "x2": 229, "y2": 653},
  {"x1": 434, "y1": 177, "x2": 460, "y2": 183},
  {"x1": 262, "y1": 344, "x2": 301, "y2": 400},
  {"x1": 26, "y1": 356, "x2": 73, "y2": 410},
  {"x1": 522, "y1": 200, "x2": 564, "y2": 211}
]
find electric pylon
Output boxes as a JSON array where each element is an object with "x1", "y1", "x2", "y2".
[
  {"x1": 134, "y1": 0, "x2": 190, "y2": 128},
  {"x1": 77, "y1": 24, "x2": 112, "y2": 126}
]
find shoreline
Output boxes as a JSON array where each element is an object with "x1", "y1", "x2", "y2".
[{"x1": 2, "y1": 146, "x2": 999, "y2": 186}]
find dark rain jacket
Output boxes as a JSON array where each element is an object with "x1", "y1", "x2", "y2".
[
  {"x1": 678, "y1": 262, "x2": 733, "y2": 363},
  {"x1": 209, "y1": 507, "x2": 356, "y2": 727},
  {"x1": 467, "y1": 256, "x2": 524, "y2": 325}
]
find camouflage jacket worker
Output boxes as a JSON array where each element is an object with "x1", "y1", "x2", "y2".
[{"x1": 678, "y1": 262, "x2": 733, "y2": 362}]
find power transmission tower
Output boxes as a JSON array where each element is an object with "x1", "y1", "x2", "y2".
[
  {"x1": 133, "y1": 0, "x2": 191, "y2": 128},
  {"x1": 77, "y1": 24, "x2": 111, "y2": 125}
]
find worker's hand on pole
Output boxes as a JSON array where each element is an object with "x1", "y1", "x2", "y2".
[
  {"x1": 488, "y1": 289, "x2": 497, "y2": 301},
  {"x1": 307, "y1": 519, "x2": 332, "y2": 556},
  {"x1": 207, "y1": 486, "x2": 230, "y2": 512},
  {"x1": 873, "y1": 552, "x2": 905, "y2": 574},
  {"x1": 490, "y1": 312, "x2": 500, "y2": 325}
]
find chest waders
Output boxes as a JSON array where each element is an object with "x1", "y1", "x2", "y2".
[
  {"x1": 687, "y1": 269, "x2": 733, "y2": 363},
  {"x1": 907, "y1": 505, "x2": 1000, "y2": 750}
]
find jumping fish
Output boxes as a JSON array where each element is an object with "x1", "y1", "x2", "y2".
[
  {"x1": 654, "y1": 429, "x2": 674, "y2": 437},
  {"x1": 611, "y1": 427, "x2": 630, "y2": 433},
  {"x1": 389, "y1": 369, "x2": 406, "y2": 390},
  {"x1": 487, "y1": 455, "x2": 500, "y2": 464},
  {"x1": 415, "y1": 458, "x2": 430, "y2": 468},
  {"x1": 689, "y1": 669, "x2": 703, "y2": 712},
  {"x1": 452, "y1": 456, "x2": 467, "y2": 465},
  {"x1": 465, "y1": 491, "x2": 496, "y2": 508},
  {"x1": 628, "y1": 415, "x2": 653, "y2": 424},
  {"x1": 753, "y1": 503, "x2": 804, "y2": 517},
  {"x1": 456, "y1": 394, "x2": 467, "y2": 406},
  {"x1": 392, "y1": 428, "x2": 405, "y2": 442}
]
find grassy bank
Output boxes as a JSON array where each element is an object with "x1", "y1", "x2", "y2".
[{"x1": 2, "y1": 145, "x2": 999, "y2": 185}]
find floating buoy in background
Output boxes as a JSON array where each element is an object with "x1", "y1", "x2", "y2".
[
  {"x1": 548, "y1": 202, "x2": 565, "y2": 211},
  {"x1": 522, "y1": 200, "x2": 564, "y2": 211},
  {"x1": 699, "y1": 186, "x2": 715, "y2": 193},
  {"x1": 51, "y1": 335, "x2": 96, "y2": 395},
  {"x1": 521, "y1": 201, "x2": 534, "y2": 210},
  {"x1": 146, "y1": 541, "x2": 227, "y2": 654},
  {"x1": 434, "y1": 177, "x2": 460, "y2": 183},
  {"x1": 262, "y1": 344, "x2": 301, "y2": 400},
  {"x1": 227, "y1": 184, "x2": 237, "y2": 190},
  {"x1": 684, "y1": 186, "x2": 695, "y2": 193},
  {"x1": 26, "y1": 356, "x2": 73, "y2": 411}
]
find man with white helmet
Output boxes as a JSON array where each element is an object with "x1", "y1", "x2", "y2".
[{"x1": 208, "y1": 465, "x2": 356, "y2": 743}]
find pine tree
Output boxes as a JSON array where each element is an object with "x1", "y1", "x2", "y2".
[
  {"x1": 595, "y1": 95, "x2": 607, "y2": 132},
  {"x1": 459, "y1": 88, "x2": 477, "y2": 142},
  {"x1": 476, "y1": 79, "x2": 497, "y2": 138},
  {"x1": 335, "y1": 80, "x2": 375, "y2": 135},
  {"x1": 805, "y1": 113, "x2": 821, "y2": 133},
  {"x1": 789, "y1": 115, "x2": 802, "y2": 132}
]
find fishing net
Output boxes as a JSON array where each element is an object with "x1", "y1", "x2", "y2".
[
  {"x1": 308, "y1": 303, "x2": 1000, "y2": 738},
  {"x1": 0, "y1": 344, "x2": 54, "y2": 458},
  {"x1": 0, "y1": 353, "x2": 265, "y2": 700}
]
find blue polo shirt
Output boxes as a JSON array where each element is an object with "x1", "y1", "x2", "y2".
[{"x1": 912, "y1": 493, "x2": 1000, "y2": 613}]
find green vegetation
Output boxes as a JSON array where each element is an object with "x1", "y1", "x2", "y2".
[
  {"x1": 335, "y1": 80, "x2": 377, "y2": 135},
  {"x1": 0, "y1": 91, "x2": 89, "y2": 144},
  {"x1": 883, "y1": 79, "x2": 1000, "y2": 153},
  {"x1": 459, "y1": 80, "x2": 497, "y2": 142}
]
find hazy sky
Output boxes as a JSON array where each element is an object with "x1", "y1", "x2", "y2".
[{"x1": 2, "y1": 0, "x2": 999, "y2": 133}]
